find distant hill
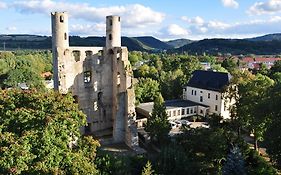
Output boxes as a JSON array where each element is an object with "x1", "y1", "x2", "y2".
[
  {"x1": 166, "y1": 39, "x2": 194, "y2": 48},
  {"x1": 248, "y1": 33, "x2": 281, "y2": 41},
  {"x1": 0, "y1": 34, "x2": 170, "y2": 52},
  {"x1": 174, "y1": 38, "x2": 281, "y2": 55},
  {"x1": 3, "y1": 33, "x2": 281, "y2": 55},
  {"x1": 134, "y1": 36, "x2": 172, "y2": 50}
]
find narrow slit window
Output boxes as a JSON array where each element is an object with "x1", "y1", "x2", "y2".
[
  {"x1": 60, "y1": 15, "x2": 64, "y2": 23},
  {"x1": 64, "y1": 33, "x2": 67, "y2": 40},
  {"x1": 117, "y1": 73, "x2": 121, "y2": 85},
  {"x1": 84, "y1": 71, "x2": 91, "y2": 83},
  {"x1": 109, "y1": 34, "x2": 112, "y2": 40}
]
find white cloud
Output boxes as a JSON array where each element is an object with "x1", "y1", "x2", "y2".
[
  {"x1": 181, "y1": 16, "x2": 205, "y2": 26},
  {"x1": 248, "y1": 0, "x2": 281, "y2": 15},
  {"x1": 208, "y1": 20, "x2": 231, "y2": 30},
  {"x1": 0, "y1": 1, "x2": 6, "y2": 8},
  {"x1": 70, "y1": 23, "x2": 106, "y2": 36},
  {"x1": 6, "y1": 26, "x2": 17, "y2": 32},
  {"x1": 221, "y1": 0, "x2": 239, "y2": 9},
  {"x1": 11, "y1": 0, "x2": 165, "y2": 28},
  {"x1": 178, "y1": 14, "x2": 281, "y2": 39},
  {"x1": 167, "y1": 24, "x2": 189, "y2": 36},
  {"x1": 157, "y1": 24, "x2": 190, "y2": 39}
]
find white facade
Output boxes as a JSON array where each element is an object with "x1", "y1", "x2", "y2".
[
  {"x1": 183, "y1": 86, "x2": 231, "y2": 119},
  {"x1": 166, "y1": 106, "x2": 199, "y2": 121}
]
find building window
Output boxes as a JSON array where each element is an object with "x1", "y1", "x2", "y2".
[
  {"x1": 200, "y1": 91, "x2": 203, "y2": 93},
  {"x1": 208, "y1": 93, "x2": 210, "y2": 99},
  {"x1": 215, "y1": 105, "x2": 218, "y2": 111},
  {"x1": 173, "y1": 110, "x2": 176, "y2": 116},
  {"x1": 168, "y1": 111, "x2": 171, "y2": 117},
  {"x1": 200, "y1": 96, "x2": 203, "y2": 102},
  {"x1": 182, "y1": 109, "x2": 185, "y2": 115},
  {"x1": 84, "y1": 71, "x2": 91, "y2": 83},
  {"x1": 200, "y1": 110, "x2": 203, "y2": 114},
  {"x1": 186, "y1": 108, "x2": 190, "y2": 114},
  {"x1": 194, "y1": 107, "x2": 197, "y2": 113},
  {"x1": 98, "y1": 50, "x2": 103, "y2": 56},
  {"x1": 64, "y1": 33, "x2": 67, "y2": 40},
  {"x1": 194, "y1": 91, "x2": 197, "y2": 96},
  {"x1": 93, "y1": 101, "x2": 98, "y2": 111},
  {"x1": 191, "y1": 108, "x2": 193, "y2": 113},
  {"x1": 86, "y1": 50, "x2": 93, "y2": 57},
  {"x1": 117, "y1": 73, "x2": 121, "y2": 85},
  {"x1": 73, "y1": 50, "x2": 80, "y2": 62},
  {"x1": 109, "y1": 34, "x2": 112, "y2": 40},
  {"x1": 110, "y1": 19, "x2": 112, "y2": 26},
  {"x1": 60, "y1": 15, "x2": 64, "y2": 23},
  {"x1": 216, "y1": 95, "x2": 218, "y2": 100},
  {"x1": 191, "y1": 90, "x2": 193, "y2": 95},
  {"x1": 178, "y1": 110, "x2": 180, "y2": 116},
  {"x1": 118, "y1": 17, "x2": 121, "y2": 21}
]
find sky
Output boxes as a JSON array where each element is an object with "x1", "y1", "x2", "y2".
[{"x1": 1, "y1": 0, "x2": 281, "y2": 40}]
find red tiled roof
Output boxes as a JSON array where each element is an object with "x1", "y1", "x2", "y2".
[{"x1": 242, "y1": 57, "x2": 281, "y2": 63}]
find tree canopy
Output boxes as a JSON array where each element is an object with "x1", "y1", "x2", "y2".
[{"x1": 0, "y1": 89, "x2": 100, "y2": 174}]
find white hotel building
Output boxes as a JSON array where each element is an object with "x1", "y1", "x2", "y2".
[{"x1": 136, "y1": 70, "x2": 233, "y2": 128}]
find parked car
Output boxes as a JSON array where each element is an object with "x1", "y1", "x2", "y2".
[
  {"x1": 174, "y1": 120, "x2": 182, "y2": 128},
  {"x1": 201, "y1": 123, "x2": 210, "y2": 128},
  {"x1": 179, "y1": 119, "x2": 191, "y2": 127},
  {"x1": 169, "y1": 121, "x2": 178, "y2": 129}
]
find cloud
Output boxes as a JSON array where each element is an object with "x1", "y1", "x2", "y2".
[
  {"x1": 167, "y1": 24, "x2": 189, "y2": 36},
  {"x1": 11, "y1": 0, "x2": 165, "y2": 28},
  {"x1": 157, "y1": 24, "x2": 190, "y2": 39},
  {"x1": 70, "y1": 23, "x2": 106, "y2": 36},
  {"x1": 208, "y1": 20, "x2": 231, "y2": 30},
  {"x1": 248, "y1": 0, "x2": 281, "y2": 15},
  {"x1": 221, "y1": 0, "x2": 239, "y2": 9},
  {"x1": 6, "y1": 26, "x2": 17, "y2": 32},
  {"x1": 179, "y1": 14, "x2": 281, "y2": 39},
  {"x1": 0, "y1": 1, "x2": 6, "y2": 8},
  {"x1": 181, "y1": 16, "x2": 205, "y2": 26}
]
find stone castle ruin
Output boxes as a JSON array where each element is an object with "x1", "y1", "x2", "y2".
[{"x1": 51, "y1": 12, "x2": 138, "y2": 149}]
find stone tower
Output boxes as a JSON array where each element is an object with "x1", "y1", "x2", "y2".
[
  {"x1": 106, "y1": 16, "x2": 121, "y2": 48},
  {"x1": 51, "y1": 12, "x2": 139, "y2": 149},
  {"x1": 51, "y1": 12, "x2": 69, "y2": 91}
]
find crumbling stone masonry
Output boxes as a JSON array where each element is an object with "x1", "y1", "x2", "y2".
[{"x1": 51, "y1": 12, "x2": 138, "y2": 149}]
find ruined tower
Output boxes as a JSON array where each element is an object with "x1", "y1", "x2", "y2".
[{"x1": 51, "y1": 12, "x2": 138, "y2": 149}]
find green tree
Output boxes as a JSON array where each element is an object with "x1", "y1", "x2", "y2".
[
  {"x1": 0, "y1": 89, "x2": 100, "y2": 174},
  {"x1": 237, "y1": 74, "x2": 274, "y2": 150},
  {"x1": 270, "y1": 60, "x2": 281, "y2": 76},
  {"x1": 221, "y1": 57, "x2": 237, "y2": 72},
  {"x1": 145, "y1": 93, "x2": 171, "y2": 145},
  {"x1": 142, "y1": 161, "x2": 154, "y2": 175},
  {"x1": 264, "y1": 84, "x2": 281, "y2": 167},
  {"x1": 135, "y1": 78, "x2": 160, "y2": 104}
]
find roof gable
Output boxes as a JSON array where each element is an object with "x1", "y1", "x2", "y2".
[{"x1": 186, "y1": 70, "x2": 231, "y2": 91}]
